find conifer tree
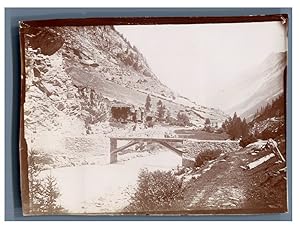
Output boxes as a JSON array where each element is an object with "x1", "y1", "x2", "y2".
[
  {"x1": 205, "y1": 118, "x2": 211, "y2": 126},
  {"x1": 42, "y1": 175, "x2": 64, "y2": 214},
  {"x1": 145, "y1": 95, "x2": 151, "y2": 112},
  {"x1": 28, "y1": 150, "x2": 65, "y2": 214},
  {"x1": 156, "y1": 100, "x2": 166, "y2": 121}
]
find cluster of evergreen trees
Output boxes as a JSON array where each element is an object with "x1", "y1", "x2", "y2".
[
  {"x1": 145, "y1": 95, "x2": 167, "y2": 122},
  {"x1": 116, "y1": 48, "x2": 142, "y2": 72},
  {"x1": 253, "y1": 94, "x2": 285, "y2": 122},
  {"x1": 225, "y1": 94, "x2": 285, "y2": 144},
  {"x1": 114, "y1": 29, "x2": 152, "y2": 77},
  {"x1": 222, "y1": 112, "x2": 249, "y2": 140},
  {"x1": 144, "y1": 95, "x2": 190, "y2": 126},
  {"x1": 251, "y1": 93, "x2": 285, "y2": 140}
]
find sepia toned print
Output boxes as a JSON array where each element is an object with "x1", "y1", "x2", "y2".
[{"x1": 19, "y1": 16, "x2": 288, "y2": 215}]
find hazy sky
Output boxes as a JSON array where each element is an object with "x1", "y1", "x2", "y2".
[{"x1": 115, "y1": 21, "x2": 287, "y2": 110}]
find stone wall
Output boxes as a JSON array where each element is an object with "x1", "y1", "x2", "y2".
[{"x1": 181, "y1": 141, "x2": 241, "y2": 167}]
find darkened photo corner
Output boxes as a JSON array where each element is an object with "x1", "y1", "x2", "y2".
[{"x1": 19, "y1": 15, "x2": 288, "y2": 215}]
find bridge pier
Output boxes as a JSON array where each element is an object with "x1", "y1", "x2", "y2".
[{"x1": 110, "y1": 138, "x2": 118, "y2": 164}]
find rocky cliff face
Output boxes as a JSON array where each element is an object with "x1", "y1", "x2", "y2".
[
  {"x1": 23, "y1": 25, "x2": 166, "y2": 138},
  {"x1": 24, "y1": 46, "x2": 109, "y2": 138},
  {"x1": 25, "y1": 26, "x2": 172, "y2": 95}
]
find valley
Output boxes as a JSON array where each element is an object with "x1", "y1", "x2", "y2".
[{"x1": 22, "y1": 23, "x2": 287, "y2": 215}]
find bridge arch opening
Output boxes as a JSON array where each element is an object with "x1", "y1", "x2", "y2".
[{"x1": 109, "y1": 137, "x2": 186, "y2": 165}]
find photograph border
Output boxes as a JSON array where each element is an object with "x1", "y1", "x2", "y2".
[{"x1": 5, "y1": 7, "x2": 292, "y2": 221}]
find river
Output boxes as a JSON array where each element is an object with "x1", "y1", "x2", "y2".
[{"x1": 43, "y1": 149, "x2": 182, "y2": 214}]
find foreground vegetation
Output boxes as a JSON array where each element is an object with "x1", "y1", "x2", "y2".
[
  {"x1": 125, "y1": 169, "x2": 184, "y2": 213},
  {"x1": 28, "y1": 149, "x2": 66, "y2": 215}
]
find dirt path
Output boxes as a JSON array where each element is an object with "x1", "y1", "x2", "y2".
[
  {"x1": 183, "y1": 151, "x2": 248, "y2": 211},
  {"x1": 177, "y1": 146, "x2": 287, "y2": 214}
]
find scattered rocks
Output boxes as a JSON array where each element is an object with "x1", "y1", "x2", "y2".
[{"x1": 56, "y1": 102, "x2": 65, "y2": 111}]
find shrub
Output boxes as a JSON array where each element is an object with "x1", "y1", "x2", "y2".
[
  {"x1": 194, "y1": 149, "x2": 222, "y2": 167},
  {"x1": 239, "y1": 134, "x2": 257, "y2": 148},
  {"x1": 176, "y1": 111, "x2": 191, "y2": 126},
  {"x1": 203, "y1": 125, "x2": 213, "y2": 133},
  {"x1": 214, "y1": 127, "x2": 225, "y2": 134},
  {"x1": 125, "y1": 169, "x2": 183, "y2": 212}
]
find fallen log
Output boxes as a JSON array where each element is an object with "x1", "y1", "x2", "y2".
[{"x1": 246, "y1": 153, "x2": 275, "y2": 170}]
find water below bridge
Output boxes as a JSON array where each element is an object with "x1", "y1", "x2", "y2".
[{"x1": 42, "y1": 149, "x2": 182, "y2": 214}]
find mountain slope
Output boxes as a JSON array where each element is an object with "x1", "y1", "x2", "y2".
[
  {"x1": 226, "y1": 52, "x2": 287, "y2": 120},
  {"x1": 23, "y1": 25, "x2": 228, "y2": 143}
]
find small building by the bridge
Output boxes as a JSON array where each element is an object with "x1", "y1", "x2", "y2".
[
  {"x1": 111, "y1": 103, "x2": 133, "y2": 123},
  {"x1": 110, "y1": 103, "x2": 145, "y2": 123}
]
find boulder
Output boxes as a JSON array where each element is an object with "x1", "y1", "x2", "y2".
[{"x1": 182, "y1": 156, "x2": 195, "y2": 168}]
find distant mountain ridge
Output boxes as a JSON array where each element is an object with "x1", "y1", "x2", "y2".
[{"x1": 227, "y1": 51, "x2": 287, "y2": 120}]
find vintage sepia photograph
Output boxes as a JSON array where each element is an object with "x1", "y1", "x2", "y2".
[{"x1": 19, "y1": 16, "x2": 288, "y2": 215}]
